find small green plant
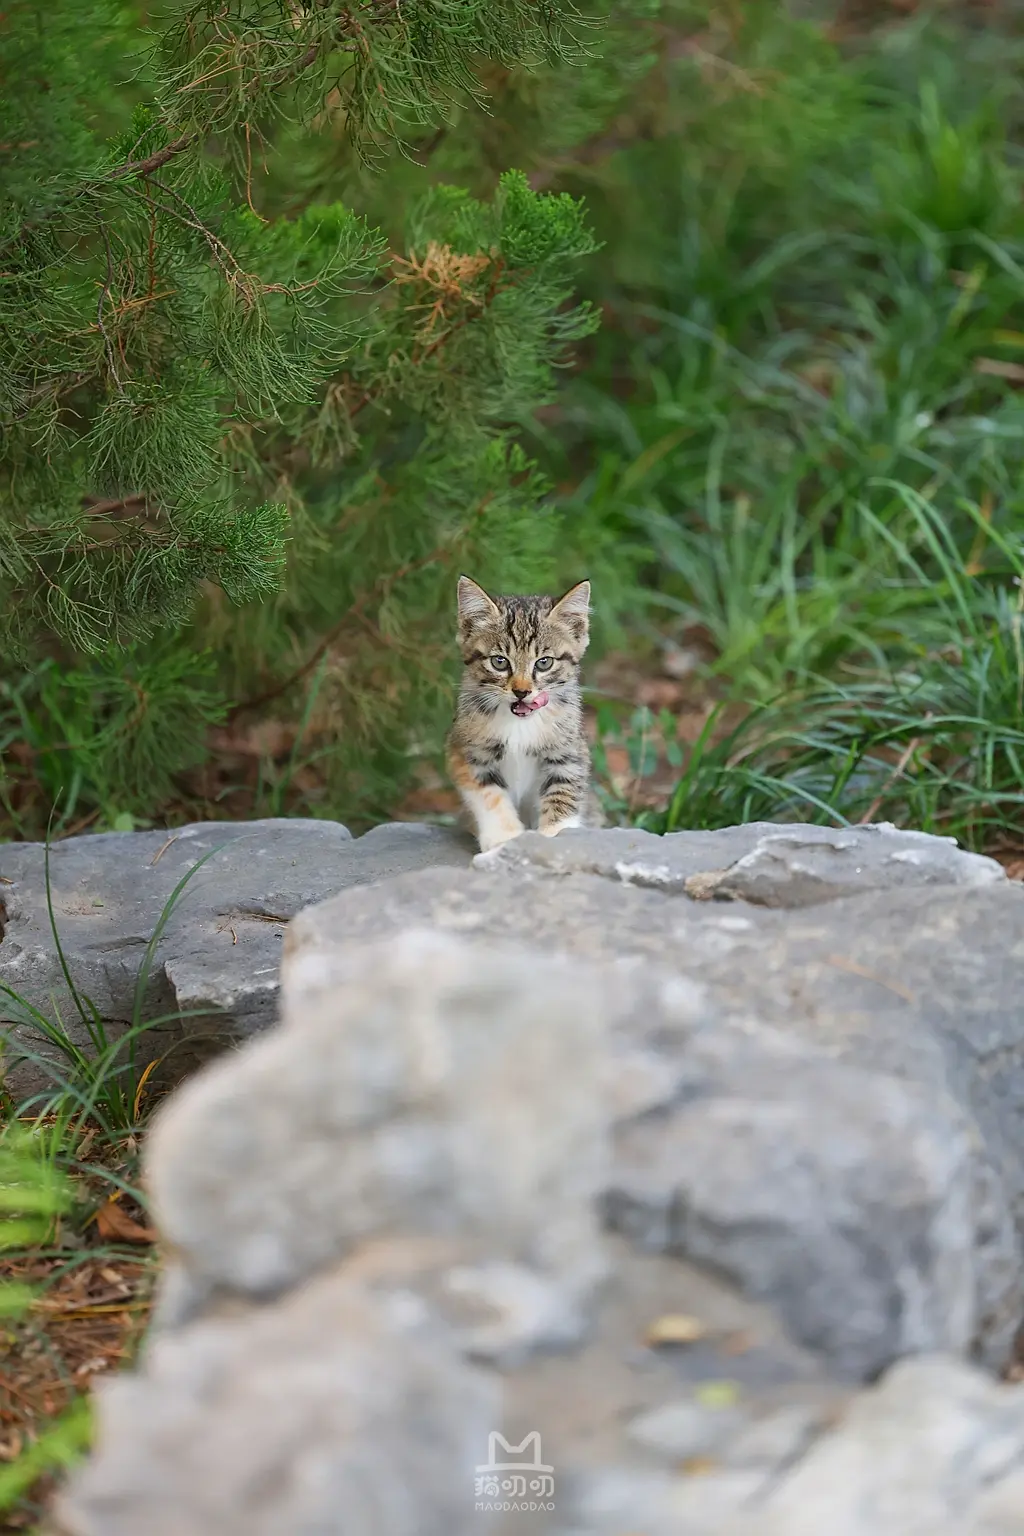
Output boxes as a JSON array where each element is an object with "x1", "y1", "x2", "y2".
[
  {"x1": 0, "y1": 824, "x2": 234, "y2": 1522},
  {"x1": 591, "y1": 699, "x2": 683, "y2": 821},
  {"x1": 0, "y1": 648, "x2": 227, "y2": 837},
  {"x1": 0, "y1": 1126, "x2": 74, "y2": 1313},
  {"x1": 3, "y1": 836, "x2": 227, "y2": 1133},
  {"x1": 0, "y1": 1398, "x2": 93, "y2": 1520},
  {"x1": 0, "y1": 1126, "x2": 92, "y2": 1524}
]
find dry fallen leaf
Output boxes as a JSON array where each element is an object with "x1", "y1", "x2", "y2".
[
  {"x1": 94, "y1": 1199, "x2": 157, "y2": 1245},
  {"x1": 681, "y1": 1456, "x2": 718, "y2": 1476},
  {"x1": 644, "y1": 1312, "x2": 708, "y2": 1347}
]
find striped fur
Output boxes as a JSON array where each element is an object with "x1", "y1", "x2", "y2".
[{"x1": 446, "y1": 575, "x2": 599, "y2": 852}]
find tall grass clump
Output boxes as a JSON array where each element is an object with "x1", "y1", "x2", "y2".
[{"x1": 540, "y1": 6, "x2": 1024, "y2": 848}]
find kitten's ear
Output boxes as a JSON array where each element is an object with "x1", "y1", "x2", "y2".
[
  {"x1": 457, "y1": 575, "x2": 499, "y2": 626},
  {"x1": 550, "y1": 580, "x2": 591, "y2": 637}
]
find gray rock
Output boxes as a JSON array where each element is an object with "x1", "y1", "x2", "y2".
[
  {"x1": 290, "y1": 860, "x2": 1024, "y2": 1379},
  {"x1": 145, "y1": 930, "x2": 610, "y2": 1358},
  {"x1": 726, "y1": 1401, "x2": 825, "y2": 1470},
  {"x1": 26, "y1": 819, "x2": 1024, "y2": 1535},
  {"x1": 561, "y1": 1357, "x2": 1024, "y2": 1536},
  {"x1": 477, "y1": 822, "x2": 1005, "y2": 906},
  {"x1": 55, "y1": 1265, "x2": 498, "y2": 1536},
  {"x1": 627, "y1": 1397, "x2": 746, "y2": 1460},
  {"x1": 724, "y1": 1354, "x2": 1024, "y2": 1536},
  {"x1": 606, "y1": 1052, "x2": 977, "y2": 1380},
  {"x1": 0, "y1": 819, "x2": 473, "y2": 1088},
  {"x1": 563, "y1": 1464, "x2": 767, "y2": 1536}
]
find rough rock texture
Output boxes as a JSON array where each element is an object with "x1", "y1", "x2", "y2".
[
  {"x1": 0, "y1": 819, "x2": 473, "y2": 1084},
  {"x1": 722, "y1": 1353, "x2": 1024, "y2": 1536},
  {"x1": 36, "y1": 819, "x2": 1024, "y2": 1534},
  {"x1": 563, "y1": 1354, "x2": 1024, "y2": 1536},
  {"x1": 287, "y1": 838, "x2": 1024, "y2": 1379},
  {"x1": 145, "y1": 933, "x2": 611, "y2": 1359},
  {"x1": 56, "y1": 1267, "x2": 498, "y2": 1536},
  {"x1": 474, "y1": 820, "x2": 1006, "y2": 904}
]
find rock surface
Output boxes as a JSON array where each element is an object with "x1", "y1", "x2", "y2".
[
  {"x1": 562, "y1": 1354, "x2": 1024, "y2": 1536},
  {"x1": 0, "y1": 819, "x2": 473, "y2": 1085},
  {"x1": 288, "y1": 840, "x2": 1024, "y2": 1379},
  {"x1": 725, "y1": 1354, "x2": 1024, "y2": 1536},
  {"x1": 27, "y1": 817, "x2": 1024, "y2": 1535},
  {"x1": 145, "y1": 932, "x2": 611, "y2": 1360},
  {"x1": 56, "y1": 1266, "x2": 498, "y2": 1536},
  {"x1": 474, "y1": 820, "x2": 1005, "y2": 904}
]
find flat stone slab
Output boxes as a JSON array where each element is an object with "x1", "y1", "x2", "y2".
[
  {"x1": 0, "y1": 817, "x2": 1008, "y2": 1090},
  {"x1": 0, "y1": 819, "x2": 474, "y2": 1084},
  {"x1": 477, "y1": 822, "x2": 1006, "y2": 905}
]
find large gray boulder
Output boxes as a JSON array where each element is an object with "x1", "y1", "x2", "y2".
[
  {"x1": 287, "y1": 836, "x2": 1024, "y2": 1379},
  {"x1": 31, "y1": 818, "x2": 1024, "y2": 1534},
  {"x1": 145, "y1": 932, "x2": 612, "y2": 1362}
]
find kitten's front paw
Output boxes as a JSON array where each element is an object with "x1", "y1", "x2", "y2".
[
  {"x1": 538, "y1": 817, "x2": 581, "y2": 839},
  {"x1": 478, "y1": 827, "x2": 524, "y2": 854}
]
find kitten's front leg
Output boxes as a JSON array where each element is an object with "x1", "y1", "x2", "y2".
[
  {"x1": 537, "y1": 761, "x2": 586, "y2": 838},
  {"x1": 448, "y1": 745, "x2": 524, "y2": 852}
]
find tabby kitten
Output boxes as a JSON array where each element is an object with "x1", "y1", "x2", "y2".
[{"x1": 447, "y1": 575, "x2": 597, "y2": 852}]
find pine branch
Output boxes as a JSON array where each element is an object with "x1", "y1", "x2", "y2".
[
  {"x1": 114, "y1": 133, "x2": 194, "y2": 181},
  {"x1": 1, "y1": 0, "x2": 605, "y2": 821},
  {"x1": 232, "y1": 491, "x2": 495, "y2": 715}
]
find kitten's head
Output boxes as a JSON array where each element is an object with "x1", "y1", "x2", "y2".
[{"x1": 455, "y1": 576, "x2": 590, "y2": 718}]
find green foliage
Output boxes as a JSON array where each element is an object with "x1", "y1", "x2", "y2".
[
  {"x1": 1, "y1": 0, "x2": 638, "y2": 832},
  {"x1": 0, "y1": 1397, "x2": 93, "y2": 1517},
  {"x1": 0, "y1": 10, "x2": 595, "y2": 640},
  {"x1": 9, "y1": 1, "x2": 1024, "y2": 844},
  {"x1": 535, "y1": 5, "x2": 1024, "y2": 850},
  {"x1": 632, "y1": 481, "x2": 1024, "y2": 848},
  {"x1": 0, "y1": 1119, "x2": 83, "y2": 1521},
  {"x1": 0, "y1": 1128, "x2": 73, "y2": 1301},
  {"x1": 1, "y1": 648, "x2": 227, "y2": 832}
]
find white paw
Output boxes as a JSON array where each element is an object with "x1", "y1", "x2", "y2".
[
  {"x1": 539, "y1": 818, "x2": 580, "y2": 838},
  {"x1": 477, "y1": 828, "x2": 524, "y2": 855}
]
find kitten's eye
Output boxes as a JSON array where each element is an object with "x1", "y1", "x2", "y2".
[
  {"x1": 534, "y1": 656, "x2": 554, "y2": 672},
  {"x1": 489, "y1": 655, "x2": 510, "y2": 671}
]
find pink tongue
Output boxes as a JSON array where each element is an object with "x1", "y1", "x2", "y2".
[{"x1": 512, "y1": 690, "x2": 549, "y2": 716}]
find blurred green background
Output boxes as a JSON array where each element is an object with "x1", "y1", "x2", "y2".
[{"x1": 5, "y1": 0, "x2": 1024, "y2": 862}]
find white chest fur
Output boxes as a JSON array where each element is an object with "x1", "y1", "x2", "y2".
[{"x1": 491, "y1": 708, "x2": 559, "y2": 826}]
